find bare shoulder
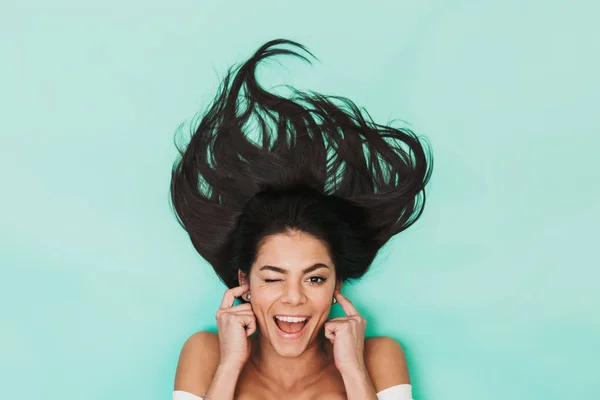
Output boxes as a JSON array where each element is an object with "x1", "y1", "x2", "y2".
[
  {"x1": 174, "y1": 331, "x2": 221, "y2": 394},
  {"x1": 364, "y1": 336, "x2": 410, "y2": 391}
]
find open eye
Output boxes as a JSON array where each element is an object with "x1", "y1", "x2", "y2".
[{"x1": 307, "y1": 276, "x2": 326, "y2": 284}]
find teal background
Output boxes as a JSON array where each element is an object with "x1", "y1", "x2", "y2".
[{"x1": 1, "y1": 1, "x2": 599, "y2": 399}]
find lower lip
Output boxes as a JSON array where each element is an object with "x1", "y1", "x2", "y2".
[{"x1": 273, "y1": 318, "x2": 311, "y2": 340}]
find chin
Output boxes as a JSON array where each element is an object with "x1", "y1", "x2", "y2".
[{"x1": 273, "y1": 344, "x2": 308, "y2": 358}]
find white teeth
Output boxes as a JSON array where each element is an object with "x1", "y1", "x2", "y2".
[{"x1": 275, "y1": 316, "x2": 308, "y2": 323}]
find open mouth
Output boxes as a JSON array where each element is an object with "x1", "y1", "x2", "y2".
[{"x1": 273, "y1": 316, "x2": 311, "y2": 338}]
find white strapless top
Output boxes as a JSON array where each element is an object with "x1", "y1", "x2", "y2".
[{"x1": 173, "y1": 384, "x2": 412, "y2": 399}]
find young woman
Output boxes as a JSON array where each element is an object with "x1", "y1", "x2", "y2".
[{"x1": 170, "y1": 39, "x2": 432, "y2": 400}]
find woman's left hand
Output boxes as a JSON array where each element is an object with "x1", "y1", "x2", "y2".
[{"x1": 324, "y1": 290, "x2": 368, "y2": 376}]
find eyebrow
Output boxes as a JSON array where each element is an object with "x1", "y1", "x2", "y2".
[{"x1": 259, "y1": 263, "x2": 330, "y2": 275}]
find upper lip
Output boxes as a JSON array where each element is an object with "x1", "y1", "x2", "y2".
[{"x1": 274, "y1": 314, "x2": 311, "y2": 318}]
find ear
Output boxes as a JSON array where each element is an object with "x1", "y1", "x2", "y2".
[
  {"x1": 334, "y1": 280, "x2": 343, "y2": 293},
  {"x1": 238, "y1": 269, "x2": 249, "y2": 287}
]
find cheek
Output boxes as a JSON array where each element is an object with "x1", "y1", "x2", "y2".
[
  {"x1": 313, "y1": 292, "x2": 334, "y2": 311},
  {"x1": 248, "y1": 287, "x2": 278, "y2": 313},
  {"x1": 304, "y1": 283, "x2": 335, "y2": 309}
]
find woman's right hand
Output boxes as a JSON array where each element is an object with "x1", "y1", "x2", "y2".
[{"x1": 215, "y1": 284, "x2": 256, "y2": 370}]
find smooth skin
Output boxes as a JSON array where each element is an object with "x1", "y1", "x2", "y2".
[{"x1": 174, "y1": 231, "x2": 410, "y2": 400}]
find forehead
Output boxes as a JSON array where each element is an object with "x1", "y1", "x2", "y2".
[{"x1": 254, "y1": 232, "x2": 333, "y2": 269}]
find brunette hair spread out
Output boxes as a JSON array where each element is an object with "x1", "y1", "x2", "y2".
[{"x1": 170, "y1": 39, "x2": 433, "y2": 288}]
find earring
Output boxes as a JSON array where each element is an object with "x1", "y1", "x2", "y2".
[
  {"x1": 245, "y1": 293, "x2": 251, "y2": 301},
  {"x1": 332, "y1": 297, "x2": 337, "y2": 304}
]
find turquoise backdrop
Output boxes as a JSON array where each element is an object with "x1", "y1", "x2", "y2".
[{"x1": 1, "y1": 1, "x2": 598, "y2": 399}]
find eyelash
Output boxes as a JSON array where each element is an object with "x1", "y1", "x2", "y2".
[{"x1": 264, "y1": 277, "x2": 326, "y2": 284}]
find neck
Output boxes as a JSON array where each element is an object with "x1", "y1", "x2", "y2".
[{"x1": 249, "y1": 331, "x2": 333, "y2": 390}]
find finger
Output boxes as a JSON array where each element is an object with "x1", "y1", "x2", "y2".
[
  {"x1": 240, "y1": 314, "x2": 256, "y2": 336},
  {"x1": 324, "y1": 322, "x2": 338, "y2": 342},
  {"x1": 326, "y1": 316, "x2": 351, "y2": 323},
  {"x1": 324, "y1": 329, "x2": 335, "y2": 343},
  {"x1": 334, "y1": 291, "x2": 359, "y2": 316},
  {"x1": 232, "y1": 311, "x2": 256, "y2": 319},
  {"x1": 228, "y1": 303, "x2": 253, "y2": 313},
  {"x1": 221, "y1": 313, "x2": 255, "y2": 329},
  {"x1": 324, "y1": 320, "x2": 340, "y2": 335},
  {"x1": 219, "y1": 285, "x2": 249, "y2": 309},
  {"x1": 216, "y1": 305, "x2": 254, "y2": 324},
  {"x1": 216, "y1": 306, "x2": 254, "y2": 320}
]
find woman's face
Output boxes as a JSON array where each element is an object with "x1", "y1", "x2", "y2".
[{"x1": 240, "y1": 230, "x2": 340, "y2": 357}]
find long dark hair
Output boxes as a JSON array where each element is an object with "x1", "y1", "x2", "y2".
[{"x1": 170, "y1": 39, "x2": 433, "y2": 288}]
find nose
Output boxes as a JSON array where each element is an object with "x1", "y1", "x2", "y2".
[{"x1": 280, "y1": 281, "x2": 307, "y2": 306}]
